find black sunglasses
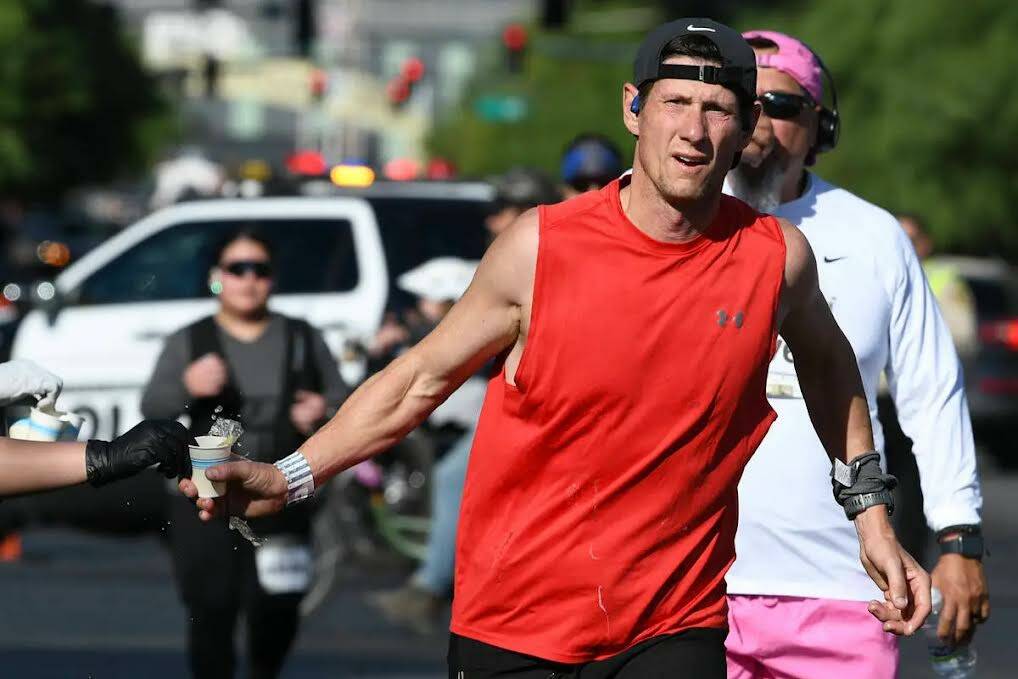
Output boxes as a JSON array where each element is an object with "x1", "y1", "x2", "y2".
[
  {"x1": 221, "y1": 260, "x2": 273, "y2": 278},
  {"x1": 758, "y1": 91, "x2": 815, "y2": 120}
]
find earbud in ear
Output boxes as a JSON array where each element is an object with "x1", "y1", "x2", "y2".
[
  {"x1": 630, "y1": 95, "x2": 641, "y2": 115},
  {"x1": 210, "y1": 278, "x2": 223, "y2": 295}
]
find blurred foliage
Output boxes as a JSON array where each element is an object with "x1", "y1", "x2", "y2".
[
  {"x1": 738, "y1": 0, "x2": 1018, "y2": 253},
  {"x1": 0, "y1": 0, "x2": 172, "y2": 205},
  {"x1": 430, "y1": 0, "x2": 1018, "y2": 254},
  {"x1": 428, "y1": 1, "x2": 649, "y2": 180},
  {"x1": 428, "y1": 40, "x2": 636, "y2": 181}
]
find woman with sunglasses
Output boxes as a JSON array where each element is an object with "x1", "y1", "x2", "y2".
[{"x1": 141, "y1": 228, "x2": 348, "y2": 679}]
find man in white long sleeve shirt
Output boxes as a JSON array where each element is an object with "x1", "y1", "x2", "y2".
[{"x1": 724, "y1": 30, "x2": 988, "y2": 678}]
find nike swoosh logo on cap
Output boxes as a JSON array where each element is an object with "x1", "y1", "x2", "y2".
[
  {"x1": 823, "y1": 256, "x2": 848, "y2": 263},
  {"x1": 686, "y1": 25, "x2": 716, "y2": 32}
]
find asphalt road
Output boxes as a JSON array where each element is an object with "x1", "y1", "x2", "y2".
[
  {"x1": 0, "y1": 529, "x2": 447, "y2": 678},
  {"x1": 0, "y1": 452, "x2": 1014, "y2": 678}
]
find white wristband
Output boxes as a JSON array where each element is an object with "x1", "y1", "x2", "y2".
[{"x1": 274, "y1": 451, "x2": 315, "y2": 505}]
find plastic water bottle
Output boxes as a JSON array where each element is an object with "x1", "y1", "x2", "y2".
[{"x1": 924, "y1": 587, "x2": 977, "y2": 677}]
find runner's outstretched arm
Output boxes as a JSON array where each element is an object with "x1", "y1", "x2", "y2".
[
  {"x1": 181, "y1": 212, "x2": 538, "y2": 521},
  {"x1": 777, "y1": 219, "x2": 931, "y2": 636}
]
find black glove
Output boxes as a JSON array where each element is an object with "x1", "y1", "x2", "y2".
[{"x1": 85, "y1": 420, "x2": 193, "y2": 487}]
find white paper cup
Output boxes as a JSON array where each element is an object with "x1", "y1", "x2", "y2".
[
  {"x1": 58, "y1": 412, "x2": 85, "y2": 441},
  {"x1": 188, "y1": 435, "x2": 233, "y2": 498},
  {"x1": 7, "y1": 418, "x2": 31, "y2": 440},
  {"x1": 25, "y1": 406, "x2": 66, "y2": 441}
]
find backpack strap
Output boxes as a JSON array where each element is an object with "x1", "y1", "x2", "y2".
[
  {"x1": 271, "y1": 316, "x2": 325, "y2": 455},
  {"x1": 186, "y1": 315, "x2": 243, "y2": 436},
  {"x1": 289, "y1": 318, "x2": 322, "y2": 394}
]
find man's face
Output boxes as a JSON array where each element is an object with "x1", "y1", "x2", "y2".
[
  {"x1": 624, "y1": 55, "x2": 752, "y2": 207},
  {"x1": 741, "y1": 49, "x2": 819, "y2": 170},
  {"x1": 728, "y1": 47, "x2": 820, "y2": 211}
]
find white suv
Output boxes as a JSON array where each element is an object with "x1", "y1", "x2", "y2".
[{"x1": 11, "y1": 182, "x2": 493, "y2": 440}]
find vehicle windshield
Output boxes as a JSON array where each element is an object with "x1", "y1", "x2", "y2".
[
  {"x1": 366, "y1": 197, "x2": 490, "y2": 313},
  {"x1": 966, "y1": 276, "x2": 1018, "y2": 320}
]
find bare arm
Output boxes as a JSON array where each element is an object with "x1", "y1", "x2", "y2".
[
  {"x1": 0, "y1": 438, "x2": 87, "y2": 496},
  {"x1": 183, "y1": 211, "x2": 539, "y2": 517},
  {"x1": 777, "y1": 219, "x2": 931, "y2": 635},
  {"x1": 776, "y1": 221, "x2": 873, "y2": 465},
  {"x1": 303, "y1": 212, "x2": 535, "y2": 482}
]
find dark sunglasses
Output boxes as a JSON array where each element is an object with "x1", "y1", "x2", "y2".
[
  {"x1": 221, "y1": 260, "x2": 273, "y2": 278},
  {"x1": 758, "y1": 91, "x2": 815, "y2": 120}
]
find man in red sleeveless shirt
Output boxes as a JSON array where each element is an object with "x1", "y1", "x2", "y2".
[{"x1": 182, "y1": 18, "x2": 930, "y2": 678}]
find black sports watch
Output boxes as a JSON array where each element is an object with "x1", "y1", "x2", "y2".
[
  {"x1": 842, "y1": 489, "x2": 895, "y2": 520},
  {"x1": 937, "y1": 524, "x2": 984, "y2": 561}
]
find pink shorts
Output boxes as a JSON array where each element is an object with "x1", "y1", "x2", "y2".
[{"x1": 726, "y1": 595, "x2": 898, "y2": 679}]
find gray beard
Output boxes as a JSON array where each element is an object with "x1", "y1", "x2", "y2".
[{"x1": 728, "y1": 158, "x2": 788, "y2": 214}]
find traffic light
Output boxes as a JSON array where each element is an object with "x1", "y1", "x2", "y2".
[
  {"x1": 542, "y1": 0, "x2": 569, "y2": 29},
  {"x1": 401, "y1": 57, "x2": 425, "y2": 84},
  {"x1": 386, "y1": 77, "x2": 411, "y2": 109},
  {"x1": 502, "y1": 24, "x2": 528, "y2": 74},
  {"x1": 295, "y1": 0, "x2": 316, "y2": 57},
  {"x1": 387, "y1": 58, "x2": 425, "y2": 111},
  {"x1": 310, "y1": 68, "x2": 327, "y2": 102}
]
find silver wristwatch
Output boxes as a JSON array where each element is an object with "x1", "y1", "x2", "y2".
[{"x1": 274, "y1": 451, "x2": 315, "y2": 505}]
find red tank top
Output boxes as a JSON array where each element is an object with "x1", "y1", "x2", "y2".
[{"x1": 450, "y1": 179, "x2": 786, "y2": 663}]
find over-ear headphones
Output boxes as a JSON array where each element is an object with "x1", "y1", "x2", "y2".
[
  {"x1": 630, "y1": 95, "x2": 641, "y2": 115},
  {"x1": 807, "y1": 46, "x2": 840, "y2": 157}
]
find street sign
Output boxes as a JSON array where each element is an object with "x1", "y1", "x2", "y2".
[{"x1": 474, "y1": 95, "x2": 529, "y2": 122}]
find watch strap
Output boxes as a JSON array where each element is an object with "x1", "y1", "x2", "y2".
[
  {"x1": 843, "y1": 489, "x2": 895, "y2": 520},
  {"x1": 939, "y1": 532, "x2": 985, "y2": 560}
]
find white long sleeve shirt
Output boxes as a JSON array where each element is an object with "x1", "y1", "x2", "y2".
[{"x1": 726, "y1": 174, "x2": 983, "y2": 601}]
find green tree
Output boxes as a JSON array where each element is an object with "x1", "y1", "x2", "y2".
[
  {"x1": 428, "y1": 33, "x2": 637, "y2": 179},
  {"x1": 737, "y1": 0, "x2": 1018, "y2": 253},
  {"x1": 431, "y1": 0, "x2": 1018, "y2": 253},
  {"x1": 0, "y1": 0, "x2": 171, "y2": 204},
  {"x1": 428, "y1": 1, "x2": 776, "y2": 180}
]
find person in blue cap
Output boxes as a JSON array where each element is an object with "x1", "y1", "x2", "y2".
[{"x1": 560, "y1": 133, "x2": 625, "y2": 198}]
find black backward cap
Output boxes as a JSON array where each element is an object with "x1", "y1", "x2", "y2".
[{"x1": 633, "y1": 18, "x2": 757, "y2": 103}]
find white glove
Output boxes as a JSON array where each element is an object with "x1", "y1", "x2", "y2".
[{"x1": 0, "y1": 360, "x2": 64, "y2": 408}]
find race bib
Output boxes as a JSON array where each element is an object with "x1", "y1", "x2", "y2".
[
  {"x1": 767, "y1": 337, "x2": 804, "y2": 399},
  {"x1": 765, "y1": 370, "x2": 804, "y2": 399},
  {"x1": 254, "y1": 538, "x2": 313, "y2": 594}
]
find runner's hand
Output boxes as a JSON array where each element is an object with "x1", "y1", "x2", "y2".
[
  {"x1": 931, "y1": 554, "x2": 989, "y2": 645},
  {"x1": 855, "y1": 506, "x2": 931, "y2": 635},
  {"x1": 179, "y1": 458, "x2": 287, "y2": 521}
]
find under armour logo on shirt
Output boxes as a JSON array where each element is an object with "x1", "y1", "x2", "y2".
[{"x1": 717, "y1": 310, "x2": 745, "y2": 328}]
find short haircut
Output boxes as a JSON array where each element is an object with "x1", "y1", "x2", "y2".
[
  {"x1": 637, "y1": 34, "x2": 755, "y2": 130},
  {"x1": 212, "y1": 227, "x2": 275, "y2": 266}
]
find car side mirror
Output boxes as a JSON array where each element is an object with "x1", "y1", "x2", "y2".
[{"x1": 31, "y1": 281, "x2": 64, "y2": 327}]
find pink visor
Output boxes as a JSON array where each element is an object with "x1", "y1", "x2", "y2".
[{"x1": 742, "y1": 29, "x2": 822, "y2": 103}]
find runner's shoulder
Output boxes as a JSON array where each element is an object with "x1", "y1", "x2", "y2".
[
  {"x1": 480, "y1": 209, "x2": 539, "y2": 294},
  {"x1": 775, "y1": 218, "x2": 817, "y2": 290}
]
